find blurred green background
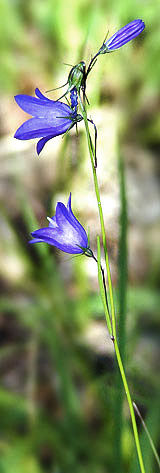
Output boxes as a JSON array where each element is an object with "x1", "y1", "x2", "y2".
[{"x1": 0, "y1": 1, "x2": 160, "y2": 472}]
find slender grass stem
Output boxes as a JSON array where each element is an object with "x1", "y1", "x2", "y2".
[
  {"x1": 78, "y1": 94, "x2": 115, "y2": 325},
  {"x1": 114, "y1": 149, "x2": 128, "y2": 473},
  {"x1": 133, "y1": 403, "x2": 160, "y2": 470},
  {"x1": 113, "y1": 340, "x2": 145, "y2": 473},
  {"x1": 92, "y1": 240, "x2": 112, "y2": 336},
  {"x1": 79, "y1": 94, "x2": 146, "y2": 473}
]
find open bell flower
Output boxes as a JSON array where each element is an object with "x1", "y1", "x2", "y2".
[
  {"x1": 29, "y1": 193, "x2": 90, "y2": 255},
  {"x1": 14, "y1": 88, "x2": 82, "y2": 155},
  {"x1": 99, "y1": 19, "x2": 145, "y2": 54}
]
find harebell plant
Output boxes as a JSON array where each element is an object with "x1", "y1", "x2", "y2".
[{"x1": 15, "y1": 19, "x2": 149, "y2": 473}]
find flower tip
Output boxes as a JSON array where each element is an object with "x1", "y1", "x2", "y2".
[
  {"x1": 138, "y1": 19, "x2": 145, "y2": 29},
  {"x1": 14, "y1": 129, "x2": 20, "y2": 139},
  {"x1": 69, "y1": 191, "x2": 72, "y2": 200},
  {"x1": 36, "y1": 141, "x2": 41, "y2": 155},
  {"x1": 35, "y1": 88, "x2": 45, "y2": 99},
  {"x1": 67, "y1": 192, "x2": 73, "y2": 214},
  {"x1": 14, "y1": 95, "x2": 19, "y2": 105},
  {"x1": 29, "y1": 233, "x2": 35, "y2": 243}
]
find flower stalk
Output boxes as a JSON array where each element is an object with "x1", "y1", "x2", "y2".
[{"x1": 79, "y1": 93, "x2": 146, "y2": 473}]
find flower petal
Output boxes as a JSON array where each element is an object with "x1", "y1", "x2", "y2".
[
  {"x1": 30, "y1": 227, "x2": 84, "y2": 254},
  {"x1": 29, "y1": 237, "x2": 44, "y2": 244},
  {"x1": 56, "y1": 202, "x2": 88, "y2": 248},
  {"x1": 14, "y1": 93, "x2": 71, "y2": 118},
  {"x1": 108, "y1": 25, "x2": 145, "y2": 50},
  {"x1": 107, "y1": 20, "x2": 143, "y2": 43},
  {"x1": 47, "y1": 216, "x2": 57, "y2": 227},
  {"x1": 37, "y1": 135, "x2": 55, "y2": 154},
  {"x1": 105, "y1": 19, "x2": 145, "y2": 51},
  {"x1": 14, "y1": 117, "x2": 72, "y2": 140},
  {"x1": 35, "y1": 88, "x2": 52, "y2": 101},
  {"x1": 67, "y1": 193, "x2": 88, "y2": 235}
]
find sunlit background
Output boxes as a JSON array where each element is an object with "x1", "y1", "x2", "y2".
[{"x1": 0, "y1": 1, "x2": 160, "y2": 472}]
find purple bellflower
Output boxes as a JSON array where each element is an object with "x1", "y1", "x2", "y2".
[
  {"x1": 99, "y1": 19, "x2": 145, "y2": 54},
  {"x1": 14, "y1": 88, "x2": 82, "y2": 155},
  {"x1": 86, "y1": 20, "x2": 145, "y2": 79},
  {"x1": 29, "y1": 193, "x2": 91, "y2": 255}
]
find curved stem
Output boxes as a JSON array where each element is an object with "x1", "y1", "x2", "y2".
[
  {"x1": 79, "y1": 94, "x2": 146, "y2": 473},
  {"x1": 86, "y1": 51, "x2": 100, "y2": 78}
]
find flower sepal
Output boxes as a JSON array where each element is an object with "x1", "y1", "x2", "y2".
[
  {"x1": 72, "y1": 113, "x2": 83, "y2": 123},
  {"x1": 63, "y1": 113, "x2": 83, "y2": 137},
  {"x1": 97, "y1": 42, "x2": 110, "y2": 55},
  {"x1": 77, "y1": 246, "x2": 94, "y2": 258}
]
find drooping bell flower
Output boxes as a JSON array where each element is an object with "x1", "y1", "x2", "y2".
[
  {"x1": 29, "y1": 193, "x2": 91, "y2": 255},
  {"x1": 14, "y1": 88, "x2": 83, "y2": 155},
  {"x1": 99, "y1": 19, "x2": 145, "y2": 54}
]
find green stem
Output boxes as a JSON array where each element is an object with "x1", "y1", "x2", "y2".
[
  {"x1": 133, "y1": 403, "x2": 160, "y2": 470},
  {"x1": 96, "y1": 236, "x2": 112, "y2": 336},
  {"x1": 114, "y1": 149, "x2": 128, "y2": 473},
  {"x1": 79, "y1": 94, "x2": 115, "y2": 329},
  {"x1": 113, "y1": 340, "x2": 145, "y2": 473},
  {"x1": 79, "y1": 95, "x2": 146, "y2": 473}
]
